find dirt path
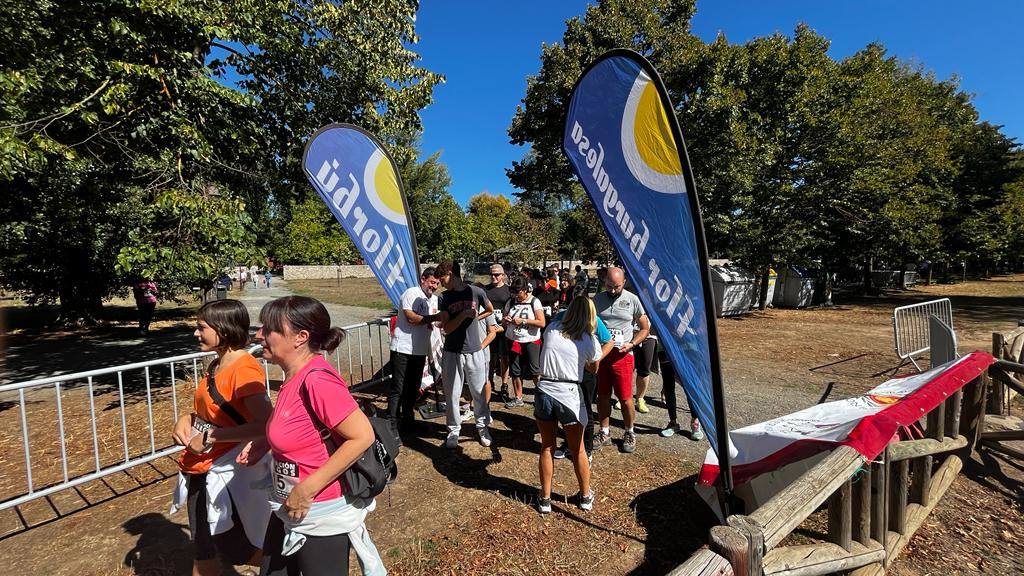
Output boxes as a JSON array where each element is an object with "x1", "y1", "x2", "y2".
[{"x1": 0, "y1": 275, "x2": 1021, "y2": 575}]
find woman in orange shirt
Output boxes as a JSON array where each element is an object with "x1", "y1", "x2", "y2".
[{"x1": 170, "y1": 300, "x2": 273, "y2": 576}]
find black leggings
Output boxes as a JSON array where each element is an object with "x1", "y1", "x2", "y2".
[
  {"x1": 388, "y1": 352, "x2": 426, "y2": 427},
  {"x1": 581, "y1": 371, "x2": 597, "y2": 454},
  {"x1": 658, "y1": 350, "x2": 697, "y2": 422},
  {"x1": 260, "y1": 514, "x2": 350, "y2": 576}
]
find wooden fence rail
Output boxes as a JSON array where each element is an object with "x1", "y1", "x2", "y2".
[{"x1": 672, "y1": 373, "x2": 988, "y2": 576}]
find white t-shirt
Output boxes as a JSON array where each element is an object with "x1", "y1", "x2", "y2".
[
  {"x1": 538, "y1": 321, "x2": 603, "y2": 383},
  {"x1": 504, "y1": 296, "x2": 543, "y2": 343},
  {"x1": 391, "y1": 286, "x2": 438, "y2": 356}
]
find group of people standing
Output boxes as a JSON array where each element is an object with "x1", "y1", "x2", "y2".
[
  {"x1": 387, "y1": 261, "x2": 703, "y2": 515},
  {"x1": 169, "y1": 260, "x2": 705, "y2": 575}
]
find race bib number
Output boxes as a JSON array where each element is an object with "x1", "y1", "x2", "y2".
[
  {"x1": 543, "y1": 306, "x2": 552, "y2": 317},
  {"x1": 272, "y1": 458, "x2": 299, "y2": 501},
  {"x1": 493, "y1": 310, "x2": 503, "y2": 322},
  {"x1": 609, "y1": 329, "x2": 627, "y2": 346},
  {"x1": 189, "y1": 416, "x2": 213, "y2": 443}
]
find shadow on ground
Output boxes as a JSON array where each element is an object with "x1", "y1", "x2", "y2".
[{"x1": 627, "y1": 473, "x2": 718, "y2": 576}]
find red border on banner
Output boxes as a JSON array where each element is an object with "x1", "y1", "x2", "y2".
[{"x1": 698, "y1": 351, "x2": 995, "y2": 487}]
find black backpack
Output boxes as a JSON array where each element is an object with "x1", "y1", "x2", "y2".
[{"x1": 299, "y1": 369, "x2": 399, "y2": 507}]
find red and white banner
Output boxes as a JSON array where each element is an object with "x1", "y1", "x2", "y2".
[{"x1": 698, "y1": 351, "x2": 994, "y2": 488}]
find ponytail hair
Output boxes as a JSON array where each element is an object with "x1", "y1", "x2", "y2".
[{"x1": 259, "y1": 296, "x2": 346, "y2": 353}]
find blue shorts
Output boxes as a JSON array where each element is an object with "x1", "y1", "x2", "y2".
[{"x1": 533, "y1": 389, "x2": 581, "y2": 426}]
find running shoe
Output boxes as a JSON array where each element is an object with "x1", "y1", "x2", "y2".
[
  {"x1": 660, "y1": 421, "x2": 680, "y2": 438},
  {"x1": 504, "y1": 397, "x2": 525, "y2": 408},
  {"x1": 636, "y1": 397, "x2": 649, "y2": 413},
  {"x1": 537, "y1": 495, "x2": 552, "y2": 514},
  {"x1": 593, "y1": 430, "x2": 612, "y2": 449},
  {"x1": 613, "y1": 399, "x2": 621, "y2": 410},
  {"x1": 578, "y1": 490, "x2": 595, "y2": 511},
  {"x1": 553, "y1": 442, "x2": 569, "y2": 460},
  {"x1": 500, "y1": 382, "x2": 510, "y2": 400},
  {"x1": 460, "y1": 409, "x2": 474, "y2": 422},
  {"x1": 621, "y1": 431, "x2": 636, "y2": 453},
  {"x1": 445, "y1": 434, "x2": 459, "y2": 449},
  {"x1": 690, "y1": 418, "x2": 705, "y2": 441},
  {"x1": 478, "y1": 427, "x2": 492, "y2": 447}
]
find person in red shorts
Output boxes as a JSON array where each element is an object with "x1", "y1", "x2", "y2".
[{"x1": 592, "y1": 267, "x2": 650, "y2": 454}]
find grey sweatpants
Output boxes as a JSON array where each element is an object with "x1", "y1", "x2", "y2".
[{"x1": 441, "y1": 349, "x2": 491, "y2": 437}]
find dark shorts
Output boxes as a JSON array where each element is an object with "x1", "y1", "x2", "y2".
[
  {"x1": 509, "y1": 340, "x2": 541, "y2": 379},
  {"x1": 186, "y1": 472, "x2": 257, "y2": 564},
  {"x1": 635, "y1": 338, "x2": 659, "y2": 377},
  {"x1": 488, "y1": 335, "x2": 509, "y2": 359},
  {"x1": 534, "y1": 389, "x2": 581, "y2": 426}
]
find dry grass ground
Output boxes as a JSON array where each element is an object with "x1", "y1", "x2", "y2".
[
  {"x1": 287, "y1": 278, "x2": 393, "y2": 311},
  {"x1": 0, "y1": 275, "x2": 1021, "y2": 575}
]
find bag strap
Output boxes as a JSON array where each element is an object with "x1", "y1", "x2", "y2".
[
  {"x1": 205, "y1": 358, "x2": 247, "y2": 426},
  {"x1": 298, "y1": 368, "x2": 340, "y2": 454}
]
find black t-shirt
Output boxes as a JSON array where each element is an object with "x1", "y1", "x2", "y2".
[
  {"x1": 485, "y1": 283, "x2": 511, "y2": 321},
  {"x1": 439, "y1": 284, "x2": 491, "y2": 353}
]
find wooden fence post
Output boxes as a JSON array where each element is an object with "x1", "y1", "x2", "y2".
[
  {"x1": 889, "y1": 459, "x2": 909, "y2": 535},
  {"x1": 853, "y1": 467, "x2": 872, "y2": 546},
  {"x1": 910, "y1": 455, "x2": 933, "y2": 506},
  {"x1": 946, "y1": 389, "x2": 963, "y2": 439},
  {"x1": 959, "y1": 374, "x2": 989, "y2": 451},
  {"x1": 990, "y1": 333, "x2": 1006, "y2": 415},
  {"x1": 711, "y1": 520, "x2": 764, "y2": 576},
  {"x1": 828, "y1": 478, "x2": 854, "y2": 551},
  {"x1": 870, "y1": 460, "x2": 886, "y2": 546}
]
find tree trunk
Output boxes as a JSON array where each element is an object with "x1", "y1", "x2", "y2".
[{"x1": 758, "y1": 267, "x2": 771, "y2": 310}]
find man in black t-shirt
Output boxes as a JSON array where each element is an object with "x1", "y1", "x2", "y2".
[
  {"x1": 484, "y1": 264, "x2": 512, "y2": 399},
  {"x1": 436, "y1": 261, "x2": 494, "y2": 449}
]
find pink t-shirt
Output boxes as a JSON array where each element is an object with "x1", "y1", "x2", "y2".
[{"x1": 267, "y1": 356, "x2": 358, "y2": 503}]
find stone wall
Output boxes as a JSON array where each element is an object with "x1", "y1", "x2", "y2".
[{"x1": 283, "y1": 265, "x2": 377, "y2": 280}]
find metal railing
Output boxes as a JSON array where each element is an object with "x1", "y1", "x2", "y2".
[
  {"x1": 0, "y1": 317, "x2": 393, "y2": 514},
  {"x1": 892, "y1": 298, "x2": 952, "y2": 371}
]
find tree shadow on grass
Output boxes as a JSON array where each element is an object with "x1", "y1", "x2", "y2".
[{"x1": 626, "y1": 473, "x2": 719, "y2": 576}]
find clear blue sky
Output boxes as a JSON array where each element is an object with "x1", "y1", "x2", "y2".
[{"x1": 414, "y1": 1, "x2": 1023, "y2": 207}]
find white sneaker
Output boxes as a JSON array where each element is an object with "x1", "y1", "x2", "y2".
[
  {"x1": 478, "y1": 428, "x2": 492, "y2": 447},
  {"x1": 445, "y1": 434, "x2": 459, "y2": 449},
  {"x1": 460, "y1": 409, "x2": 473, "y2": 423},
  {"x1": 579, "y1": 490, "x2": 595, "y2": 511}
]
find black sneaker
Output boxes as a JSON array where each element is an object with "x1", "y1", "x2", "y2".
[
  {"x1": 621, "y1": 431, "x2": 636, "y2": 453},
  {"x1": 553, "y1": 442, "x2": 569, "y2": 459},
  {"x1": 537, "y1": 495, "x2": 552, "y2": 514}
]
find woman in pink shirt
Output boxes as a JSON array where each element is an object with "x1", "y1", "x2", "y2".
[{"x1": 248, "y1": 296, "x2": 381, "y2": 576}]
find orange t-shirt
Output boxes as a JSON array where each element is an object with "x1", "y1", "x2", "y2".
[{"x1": 178, "y1": 354, "x2": 267, "y2": 474}]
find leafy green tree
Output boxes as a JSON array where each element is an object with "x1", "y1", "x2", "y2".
[
  {"x1": 0, "y1": 0, "x2": 440, "y2": 323},
  {"x1": 467, "y1": 192, "x2": 512, "y2": 257},
  {"x1": 270, "y1": 196, "x2": 356, "y2": 265}
]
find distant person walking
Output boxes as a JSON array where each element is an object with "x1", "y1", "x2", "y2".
[
  {"x1": 169, "y1": 299, "x2": 273, "y2": 576},
  {"x1": 132, "y1": 279, "x2": 158, "y2": 336},
  {"x1": 264, "y1": 269, "x2": 273, "y2": 289}
]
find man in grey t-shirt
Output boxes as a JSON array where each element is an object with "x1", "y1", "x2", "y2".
[
  {"x1": 436, "y1": 261, "x2": 494, "y2": 449},
  {"x1": 592, "y1": 267, "x2": 650, "y2": 454}
]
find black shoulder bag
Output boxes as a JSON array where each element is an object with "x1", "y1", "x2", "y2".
[
  {"x1": 298, "y1": 368, "x2": 399, "y2": 507},
  {"x1": 205, "y1": 358, "x2": 247, "y2": 425}
]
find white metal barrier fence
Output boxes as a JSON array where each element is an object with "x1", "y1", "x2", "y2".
[
  {"x1": 893, "y1": 298, "x2": 953, "y2": 370},
  {"x1": 0, "y1": 317, "x2": 393, "y2": 514}
]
